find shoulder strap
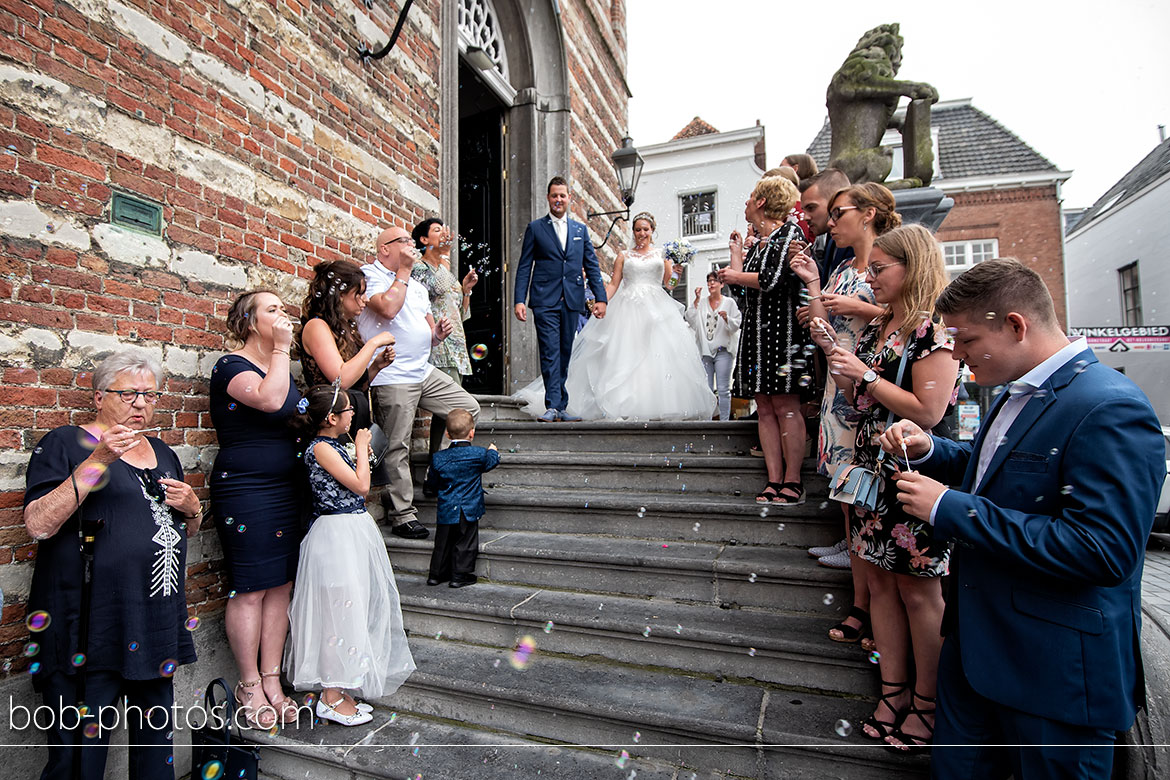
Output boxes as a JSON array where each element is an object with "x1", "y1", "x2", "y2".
[{"x1": 875, "y1": 345, "x2": 912, "y2": 464}]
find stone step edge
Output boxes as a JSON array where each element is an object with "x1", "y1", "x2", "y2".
[
  {"x1": 395, "y1": 574, "x2": 869, "y2": 671},
  {"x1": 384, "y1": 530, "x2": 849, "y2": 585},
  {"x1": 478, "y1": 420, "x2": 759, "y2": 432}
]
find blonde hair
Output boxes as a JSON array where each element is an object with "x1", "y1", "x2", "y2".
[
  {"x1": 446, "y1": 408, "x2": 475, "y2": 439},
  {"x1": 750, "y1": 176, "x2": 799, "y2": 220},
  {"x1": 873, "y1": 224, "x2": 948, "y2": 344},
  {"x1": 764, "y1": 167, "x2": 800, "y2": 187}
]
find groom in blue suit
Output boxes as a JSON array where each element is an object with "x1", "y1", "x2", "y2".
[
  {"x1": 883, "y1": 259, "x2": 1163, "y2": 778},
  {"x1": 514, "y1": 176, "x2": 608, "y2": 421}
]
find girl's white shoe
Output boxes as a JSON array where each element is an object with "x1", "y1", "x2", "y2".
[{"x1": 316, "y1": 695, "x2": 373, "y2": 726}]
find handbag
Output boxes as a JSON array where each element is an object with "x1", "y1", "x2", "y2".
[
  {"x1": 829, "y1": 347, "x2": 910, "y2": 513},
  {"x1": 190, "y1": 678, "x2": 261, "y2": 780},
  {"x1": 368, "y1": 422, "x2": 392, "y2": 468}
]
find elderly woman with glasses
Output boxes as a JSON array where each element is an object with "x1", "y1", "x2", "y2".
[
  {"x1": 209, "y1": 289, "x2": 304, "y2": 729},
  {"x1": 23, "y1": 347, "x2": 202, "y2": 778},
  {"x1": 810, "y1": 223, "x2": 961, "y2": 751}
]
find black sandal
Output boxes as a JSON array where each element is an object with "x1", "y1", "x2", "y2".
[
  {"x1": 772, "y1": 481, "x2": 806, "y2": 506},
  {"x1": 828, "y1": 606, "x2": 871, "y2": 644},
  {"x1": 861, "y1": 680, "x2": 908, "y2": 742},
  {"x1": 756, "y1": 481, "x2": 783, "y2": 504},
  {"x1": 886, "y1": 691, "x2": 935, "y2": 752}
]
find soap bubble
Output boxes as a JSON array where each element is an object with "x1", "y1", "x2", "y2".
[
  {"x1": 615, "y1": 750, "x2": 630, "y2": 768},
  {"x1": 27, "y1": 612, "x2": 51, "y2": 632},
  {"x1": 1060, "y1": 485, "x2": 1073, "y2": 495},
  {"x1": 868, "y1": 650, "x2": 881, "y2": 664},
  {"x1": 642, "y1": 626, "x2": 652, "y2": 637},
  {"x1": 83, "y1": 722, "x2": 100, "y2": 739},
  {"x1": 159, "y1": 659, "x2": 177, "y2": 677},
  {"x1": 747, "y1": 647, "x2": 757, "y2": 657},
  {"x1": 543, "y1": 621, "x2": 554, "y2": 633},
  {"x1": 128, "y1": 641, "x2": 140, "y2": 651},
  {"x1": 70, "y1": 653, "x2": 86, "y2": 667},
  {"x1": 822, "y1": 594, "x2": 835, "y2": 606},
  {"x1": 471, "y1": 344, "x2": 488, "y2": 360},
  {"x1": 201, "y1": 760, "x2": 225, "y2": 780},
  {"x1": 509, "y1": 635, "x2": 536, "y2": 669},
  {"x1": 748, "y1": 572, "x2": 757, "y2": 583},
  {"x1": 23, "y1": 643, "x2": 39, "y2": 657},
  {"x1": 632, "y1": 731, "x2": 641, "y2": 743},
  {"x1": 834, "y1": 719, "x2": 852, "y2": 737}
]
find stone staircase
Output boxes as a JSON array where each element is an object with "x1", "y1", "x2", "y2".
[{"x1": 247, "y1": 403, "x2": 928, "y2": 779}]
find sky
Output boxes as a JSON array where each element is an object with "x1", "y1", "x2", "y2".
[{"x1": 626, "y1": 0, "x2": 1170, "y2": 208}]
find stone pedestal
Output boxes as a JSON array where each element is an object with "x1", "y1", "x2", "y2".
[{"x1": 893, "y1": 186, "x2": 954, "y2": 232}]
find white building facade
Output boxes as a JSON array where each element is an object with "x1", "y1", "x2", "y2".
[{"x1": 635, "y1": 122, "x2": 766, "y2": 298}]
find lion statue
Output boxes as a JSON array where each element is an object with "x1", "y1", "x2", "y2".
[{"x1": 827, "y1": 23, "x2": 938, "y2": 189}]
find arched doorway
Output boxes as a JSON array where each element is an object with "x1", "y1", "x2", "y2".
[{"x1": 442, "y1": 0, "x2": 570, "y2": 394}]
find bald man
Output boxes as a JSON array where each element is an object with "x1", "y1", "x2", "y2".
[{"x1": 357, "y1": 226, "x2": 480, "y2": 540}]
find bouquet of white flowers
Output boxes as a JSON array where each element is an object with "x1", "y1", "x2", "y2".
[{"x1": 662, "y1": 240, "x2": 696, "y2": 289}]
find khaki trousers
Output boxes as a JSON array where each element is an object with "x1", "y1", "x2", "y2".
[{"x1": 371, "y1": 369, "x2": 480, "y2": 525}]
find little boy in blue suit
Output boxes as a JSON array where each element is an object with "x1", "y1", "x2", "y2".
[{"x1": 423, "y1": 408, "x2": 499, "y2": 588}]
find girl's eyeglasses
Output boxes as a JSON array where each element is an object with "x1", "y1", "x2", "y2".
[{"x1": 865, "y1": 261, "x2": 904, "y2": 278}]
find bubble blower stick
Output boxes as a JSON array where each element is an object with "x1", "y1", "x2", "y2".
[{"x1": 900, "y1": 437, "x2": 914, "y2": 473}]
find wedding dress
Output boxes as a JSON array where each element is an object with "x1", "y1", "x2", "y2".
[{"x1": 515, "y1": 247, "x2": 716, "y2": 421}]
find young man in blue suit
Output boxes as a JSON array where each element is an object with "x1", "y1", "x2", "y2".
[
  {"x1": 881, "y1": 259, "x2": 1163, "y2": 777},
  {"x1": 423, "y1": 408, "x2": 500, "y2": 588},
  {"x1": 513, "y1": 176, "x2": 608, "y2": 422}
]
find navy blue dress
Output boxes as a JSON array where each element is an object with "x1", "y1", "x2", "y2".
[
  {"x1": 23, "y1": 428, "x2": 197, "y2": 688},
  {"x1": 209, "y1": 355, "x2": 302, "y2": 592}
]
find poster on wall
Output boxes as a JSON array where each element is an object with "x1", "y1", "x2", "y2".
[{"x1": 958, "y1": 401, "x2": 981, "y2": 442}]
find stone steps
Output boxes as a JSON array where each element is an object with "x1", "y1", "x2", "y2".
[
  {"x1": 475, "y1": 419, "x2": 760, "y2": 455},
  {"x1": 414, "y1": 485, "x2": 843, "y2": 548},
  {"x1": 385, "y1": 530, "x2": 851, "y2": 613},
  {"x1": 395, "y1": 573, "x2": 874, "y2": 695}
]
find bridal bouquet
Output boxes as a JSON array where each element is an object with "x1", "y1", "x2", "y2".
[
  {"x1": 662, "y1": 240, "x2": 696, "y2": 289},
  {"x1": 662, "y1": 239, "x2": 697, "y2": 266}
]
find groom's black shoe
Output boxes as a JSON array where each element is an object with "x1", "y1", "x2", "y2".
[
  {"x1": 538, "y1": 409, "x2": 559, "y2": 423},
  {"x1": 449, "y1": 575, "x2": 477, "y2": 588},
  {"x1": 426, "y1": 576, "x2": 448, "y2": 586},
  {"x1": 559, "y1": 411, "x2": 582, "y2": 422}
]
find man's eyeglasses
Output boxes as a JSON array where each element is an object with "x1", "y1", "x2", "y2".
[
  {"x1": 828, "y1": 205, "x2": 859, "y2": 222},
  {"x1": 865, "y1": 262, "x2": 904, "y2": 278},
  {"x1": 383, "y1": 237, "x2": 413, "y2": 246},
  {"x1": 104, "y1": 389, "x2": 160, "y2": 404}
]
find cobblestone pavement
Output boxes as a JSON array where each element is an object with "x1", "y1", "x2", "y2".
[{"x1": 1142, "y1": 535, "x2": 1170, "y2": 621}]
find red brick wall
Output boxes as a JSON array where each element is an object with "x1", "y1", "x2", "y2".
[
  {"x1": 0, "y1": 0, "x2": 628, "y2": 672},
  {"x1": 937, "y1": 185, "x2": 1068, "y2": 328}
]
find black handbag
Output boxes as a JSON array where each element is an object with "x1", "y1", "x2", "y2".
[{"x1": 190, "y1": 678, "x2": 261, "y2": 780}]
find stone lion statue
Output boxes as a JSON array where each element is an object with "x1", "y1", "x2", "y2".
[{"x1": 827, "y1": 23, "x2": 938, "y2": 189}]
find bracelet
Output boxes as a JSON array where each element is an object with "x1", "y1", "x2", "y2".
[{"x1": 273, "y1": 349, "x2": 290, "y2": 356}]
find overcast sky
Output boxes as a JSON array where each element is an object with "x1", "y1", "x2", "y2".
[{"x1": 626, "y1": 0, "x2": 1170, "y2": 208}]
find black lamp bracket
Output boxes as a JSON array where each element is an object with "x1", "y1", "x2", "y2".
[
  {"x1": 587, "y1": 208, "x2": 631, "y2": 250},
  {"x1": 356, "y1": 0, "x2": 415, "y2": 62}
]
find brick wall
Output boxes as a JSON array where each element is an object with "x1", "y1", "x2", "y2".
[
  {"x1": 0, "y1": 0, "x2": 628, "y2": 675},
  {"x1": 937, "y1": 185, "x2": 1068, "y2": 328}
]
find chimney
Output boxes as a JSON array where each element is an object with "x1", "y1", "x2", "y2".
[
  {"x1": 1159, "y1": 124, "x2": 1166, "y2": 143},
  {"x1": 753, "y1": 120, "x2": 767, "y2": 171}
]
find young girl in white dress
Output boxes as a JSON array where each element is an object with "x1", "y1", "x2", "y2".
[
  {"x1": 516, "y1": 212, "x2": 715, "y2": 420},
  {"x1": 285, "y1": 385, "x2": 415, "y2": 726}
]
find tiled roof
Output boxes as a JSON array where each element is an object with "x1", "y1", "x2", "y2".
[
  {"x1": 1072, "y1": 137, "x2": 1170, "y2": 232},
  {"x1": 805, "y1": 100, "x2": 1059, "y2": 180},
  {"x1": 673, "y1": 116, "x2": 720, "y2": 140}
]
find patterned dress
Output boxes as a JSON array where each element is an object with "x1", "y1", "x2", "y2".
[
  {"x1": 849, "y1": 317, "x2": 959, "y2": 577},
  {"x1": 412, "y1": 259, "x2": 472, "y2": 375},
  {"x1": 815, "y1": 265, "x2": 877, "y2": 476},
  {"x1": 732, "y1": 222, "x2": 810, "y2": 396}
]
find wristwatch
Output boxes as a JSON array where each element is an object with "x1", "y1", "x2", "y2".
[{"x1": 859, "y1": 369, "x2": 880, "y2": 392}]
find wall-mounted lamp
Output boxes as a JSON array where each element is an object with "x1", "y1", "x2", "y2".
[
  {"x1": 464, "y1": 46, "x2": 497, "y2": 72},
  {"x1": 587, "y1": 136, "x2": 645, "y2": 249}
]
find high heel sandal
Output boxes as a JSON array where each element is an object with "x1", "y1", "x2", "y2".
[
  {"x1": 261, "y1": 672, "x2": 302, "y2": 725},
  {"x1": 861, "y1": 680, "x2": 908, "y2": 742},
  {"x1": 234, "y1": 679, "x2": 277, "y2": 729},
  {"x1": 756, "y1": 481, "x2": 784, "y2": 503},
  {"x1": 827, "y1": 606, "x2": 871, "y2": 644},
  {"x1": 886, "y1": 691, "x2": 935, "y2": 752}
]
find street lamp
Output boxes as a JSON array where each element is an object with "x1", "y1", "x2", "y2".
[{"x1": 588, "y1": 136, "x2": 645, "y2": 249}]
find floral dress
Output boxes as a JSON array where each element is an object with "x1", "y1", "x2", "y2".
[
  {"x1": 412, "y1": 259, "x2": 472, "y2": 375},
  {"x1": 849, "y1": 317, "x2": 958, "y2": 577},
  {"x1": 816, "y1": 265, "x2": 877, "y2": 476},
  {"x1": 732, "y1": 222, "x2": 810, "y2": 396}
]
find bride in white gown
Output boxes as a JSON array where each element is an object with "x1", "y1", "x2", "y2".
[{"x1": 516, "y1": 212, "x2": 715, "y2": 421}]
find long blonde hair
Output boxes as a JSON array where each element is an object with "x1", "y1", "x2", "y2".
[{"x1": 873, "y1": 224, "x2": 947, "y2": 344}]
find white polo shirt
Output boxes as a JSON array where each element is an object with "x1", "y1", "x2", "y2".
[{"x1": 356, "y1": 260, "x2": 435, "y2": 386}]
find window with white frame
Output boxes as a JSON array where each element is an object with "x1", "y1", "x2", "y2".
[
  {"x1": 941, "y1": 239, "x2": 998, "y2": 273},
  {"x1": 1118, "y1": 262, "x2": 1142, "y2": 326},
  {"x1": 680, "y1": 191, "x2": 716, "y2": 237}
]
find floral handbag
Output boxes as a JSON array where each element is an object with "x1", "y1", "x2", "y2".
[{"x1": 828, "y1": 350, "x2": 908, "y2": 512}]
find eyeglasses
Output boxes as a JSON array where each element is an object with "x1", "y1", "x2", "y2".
[
  {"x1": 383, "y1": 236, "x2": 413, "y2": 246},
  {"x1": 828, "y1": 205, "x2": 859, "y2": 222},
  {"x1": 865, "y1": 262, "x2": 904, "y2": 278},
  {"x1": 104, "y1": 389, "x2": 160, "y2": 404},
  {"x1": 337, "y1": 406, "x2": 354, "y2": 414}
]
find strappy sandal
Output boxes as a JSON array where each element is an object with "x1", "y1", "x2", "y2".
[
  {"x1": 828, "y1": 606, "x2": 871, "y2": 644},
  {"x1": 772, "y1": 481, "x2": 806, "y2": 506},
  {"x1": 234, "y1": 678, "x2": 277, "y2": 729},
  {"x1": 261, "y1": 672, "x2": 302, "y2": 725},
  {"x1": 756, "y1": 481, "x2": 783, "y2": 504},
  {"x1": 886, "y1": 691, "x2": 935, "y2": 753},
  {"x1": 861, "y1": 680, "x2": 908, "y2": 742}
]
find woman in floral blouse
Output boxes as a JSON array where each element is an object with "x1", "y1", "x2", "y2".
[
  {"x1": 411, "y1": 218, "x2": 479, "y2": 450},
  {"x1": 811, "y1": 224, "x2": 961, "y2": 751}
]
